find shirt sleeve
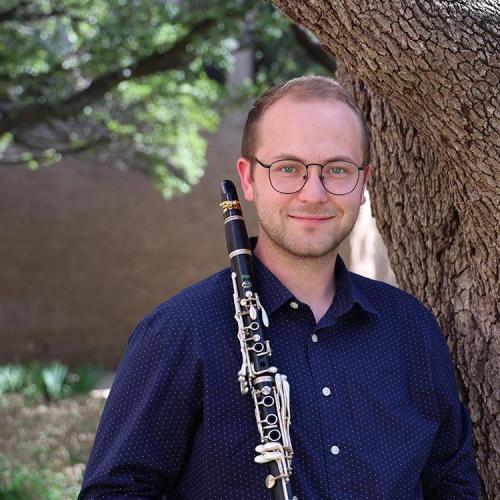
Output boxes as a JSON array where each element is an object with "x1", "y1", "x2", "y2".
[
  {"x1": 79, "y1": 305, "x2": 203, "y2": 498},
  {"x1": 420, "y1": 311, "x2": 479, "y2": 499}
]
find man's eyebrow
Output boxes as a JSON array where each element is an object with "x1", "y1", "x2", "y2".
[
  {"x1": 269, "y1": 153, "x2": 359, "y2": 164},
  {"x1": 323, "y1": 155, "x2": 360, "y2": 164}
]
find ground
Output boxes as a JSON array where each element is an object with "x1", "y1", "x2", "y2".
[{"x1": 0, "y1": 394, "x2": 105, "y2": 498}]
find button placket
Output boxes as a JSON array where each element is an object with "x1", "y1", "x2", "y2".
[{"x1": 307, "y1": 323, "x2": 341, "y2": 481}]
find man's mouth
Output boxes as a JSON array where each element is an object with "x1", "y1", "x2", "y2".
[
  {"x1": 288, "y1": 214, "x2": 335, "y2": 220},
  {"x1": 288, "y1": 214, "x2": 335, "y2": 222}
]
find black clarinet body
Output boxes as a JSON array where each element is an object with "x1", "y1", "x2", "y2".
[{"x1": 220, "y1": 180, "x2": 295, "y2": 500}]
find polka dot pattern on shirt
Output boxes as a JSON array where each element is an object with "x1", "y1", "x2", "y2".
[{"x1": 80, "y1": 254, "x2": 478, "y2": 499}]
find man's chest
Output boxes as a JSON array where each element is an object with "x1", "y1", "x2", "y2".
[{"x1": 197, "y1": 313, "x2": 437, "y2": 499}]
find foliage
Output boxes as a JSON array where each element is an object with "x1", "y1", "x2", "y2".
[
  {"x1": 42, "y1": 362, "x2": 69, "y2": 400},
  {"x1": 0, "y1": 362, "x2": 104, "y2": 401},
  {"x1": 0, "y1": 459, "x2": 76, "y2": 500},
  {"x1": 0, "y1": 393, "x2": 105, "y2": 498},
  {"x1": 0, "y1": 0, "x2": 332, "y2": 197},
  {"x1": 0, "y1": 365, "x2": 24, "y2": 394},
  {"x1": 68, "y1": 364, "x2": 106, "y2": 394}
]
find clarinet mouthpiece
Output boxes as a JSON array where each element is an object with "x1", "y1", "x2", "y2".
[{"x1": 221, "y1": 179, "x2": 237, "y2": 201}]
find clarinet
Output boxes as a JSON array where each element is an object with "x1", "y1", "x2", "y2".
[{"x1": 220, "y1": 180, "x2": 295, "y2": 500}]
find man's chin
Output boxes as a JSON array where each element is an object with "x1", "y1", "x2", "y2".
[
  {"x1": 280, "y1": 240, "x2": 340, "y2": 260},
  {"x1": 259, "y1": 222, "x2": 343, "y2": 260}
]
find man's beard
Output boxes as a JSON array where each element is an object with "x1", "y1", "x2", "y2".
[{"x1": 256, "y1": 205, "x2": 359, "y2": 260}]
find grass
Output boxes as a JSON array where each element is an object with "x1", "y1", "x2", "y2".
[{"x1": 0, "y1": 363, "x2": 108, "y2": 498}]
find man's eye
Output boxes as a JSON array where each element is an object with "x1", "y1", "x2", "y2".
[
  {"x1": 328, "y1": 166, "x2": 345, "y2": 175},
  {"x1": 281, "y1": 166, "x2": 297, "y2": 174}
]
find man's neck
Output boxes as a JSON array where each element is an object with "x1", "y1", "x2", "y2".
[{"x1": 254, "y1": 237, "x2": 337, "y2": 323}]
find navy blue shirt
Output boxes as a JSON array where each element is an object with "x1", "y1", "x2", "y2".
[{"x1": 80, "y1": 255, "x2": 478, "y2": 499}]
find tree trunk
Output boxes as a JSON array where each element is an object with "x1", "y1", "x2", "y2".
[{"x1": 271, "y1": 0, "x2": 499, "y2": 496}]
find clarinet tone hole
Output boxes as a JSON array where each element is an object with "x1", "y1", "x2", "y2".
[
  {"x1": 266, "y1": 414, "x2": 278, "y2": 425},
  {"x1": 262, "y1": 395, "x2": 274, "y2": 407},
  {"x1": 268, "y1": 429, "x2": 281, "y2": 441},
  {"x1": 253, "y1": 342, "x2": 264, "y2": 353}
]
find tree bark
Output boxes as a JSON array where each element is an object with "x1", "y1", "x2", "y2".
[{"x1": 272, "y1": 0, "x2": 499, "y2": 496}]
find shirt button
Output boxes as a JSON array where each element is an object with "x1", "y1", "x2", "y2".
[
  {"x1": 290, "y1": 301, "x2": 299, "y2": 309},
  {"x1": 311, "y1": 333, "x2": 318, "y2": 343},
  {"x1": 331, "y1": 445, "x2": 340, "y2": 455},
  {"x1": 322, "y1": 387, "x2": 331, "y2": 396}
]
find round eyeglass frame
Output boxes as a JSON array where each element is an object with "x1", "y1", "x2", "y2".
[{"x1": 254, "y1": 157, "x2": 366, "y2": 195}]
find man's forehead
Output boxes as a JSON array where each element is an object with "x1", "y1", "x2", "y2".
[
  {"x1": 254, "y1": 95, "x2": 365, "y2": 164},
  {"x1": 258, "y1": 95, "x2": 360, "y2": 130},
  {"x1": 258, "y1": 95, "x2": 362, "y2": 136}
]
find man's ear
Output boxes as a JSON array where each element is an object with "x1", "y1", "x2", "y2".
[
  {"x1": 360, "y1": 164, "x2": 372, "y2": 205},
  {"x1": 237, "y1": 157, "x2": 254, "y2": 202}
]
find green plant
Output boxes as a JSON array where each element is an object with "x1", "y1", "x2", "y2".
[
  {"x1": 41, "y1": 362, "x2": 69, "y2": 400},
  {"x1": 0, "y1": 460, "x2": 71, "y2": 500},
  {"x1": 0, "y1": 365, "x2": 24, "y2": 394},
  {"x1": 69, "y1": 365, "x2": 105, "y2": 395},
  {"x1": 0, "y1": 363, "x2": 105, "y2": 401}
]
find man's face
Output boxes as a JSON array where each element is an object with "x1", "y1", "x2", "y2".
[{"x1": 238, "y1": 96, "x2": 370, "y2": 260}]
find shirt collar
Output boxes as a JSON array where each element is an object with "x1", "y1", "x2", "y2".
[
  {"x1": 250, "y1": 237, "x2": 380, "y2": 319},
  {"x1": 253, "y1": 254, "x2": 294, "y2": 315},
  {"x1": 333, "y1": 254, "x2": 380, "y2": 318}
]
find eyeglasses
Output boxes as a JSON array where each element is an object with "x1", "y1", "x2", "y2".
[{"x1": 254, "y1": 157, "x2": 365, "y2": 195}]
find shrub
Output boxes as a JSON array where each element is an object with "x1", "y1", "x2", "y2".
[
  {"x1": 0, "y1": 363, "x2": 105, "y2": 401},
  {"x1": 0, "y1": 460, "x2": 77, "y2": 499}
]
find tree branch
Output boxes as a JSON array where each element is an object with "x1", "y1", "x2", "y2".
[
  {"x1": 290, "y1": 24, "x2": 337, "y2": 74},
  {"x1": 0, "y1": 135, "x2": 110, "y2": 165},
  {"x1": 0, "y1": 17, "x2": 217, "y2": 136},
  {"x1": 0, "y1": 1, "x2": 29, "y2": 23},
  {"x1": 0, "y1": 1, "x2": 67, "y2": 23}
]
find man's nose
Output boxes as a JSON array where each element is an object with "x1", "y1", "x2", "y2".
[{"x1": 298, "y1": 165, "x2": 329, "y2": 203}]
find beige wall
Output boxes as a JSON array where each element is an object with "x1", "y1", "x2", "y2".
[{"x1": 0, "y1": 110, "x2": 247, "y2": 367}]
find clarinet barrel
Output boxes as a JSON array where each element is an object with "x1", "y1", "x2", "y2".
[{"x1": 220, "y1": 180, "x2": 295, "y2": 500}]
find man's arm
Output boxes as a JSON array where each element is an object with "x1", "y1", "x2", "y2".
[
  {"x1": 79, "y1": 307, "x2": 202, "y2": 498},
  {"x1": 420, "y1": 312, "x2": 479, "y2": 499}
]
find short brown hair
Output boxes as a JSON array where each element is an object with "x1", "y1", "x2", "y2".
[{"x1": 241, "y1": 75, "x2": 370, "y2": 166}]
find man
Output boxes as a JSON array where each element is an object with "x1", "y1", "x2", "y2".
[{"x1": 80, "y1": 76, "x2": 479, "y2": 499}]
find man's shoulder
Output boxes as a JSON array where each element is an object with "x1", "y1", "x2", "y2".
[
  {"x1": 348, "y1": 271, "x2": 444, "y2": 357},
  {"x1": 348, "y1": 270, "x2": 434, "y2": 319},
  {"x1": 129, "y1": 267, "x2": 233, "y2": 344},
  {"x1": 146, "y1": 267, "x2": 233, "y2": 322},
  {"x1": 156, "y1": 266, "x2": 232, "y2": 314}
]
